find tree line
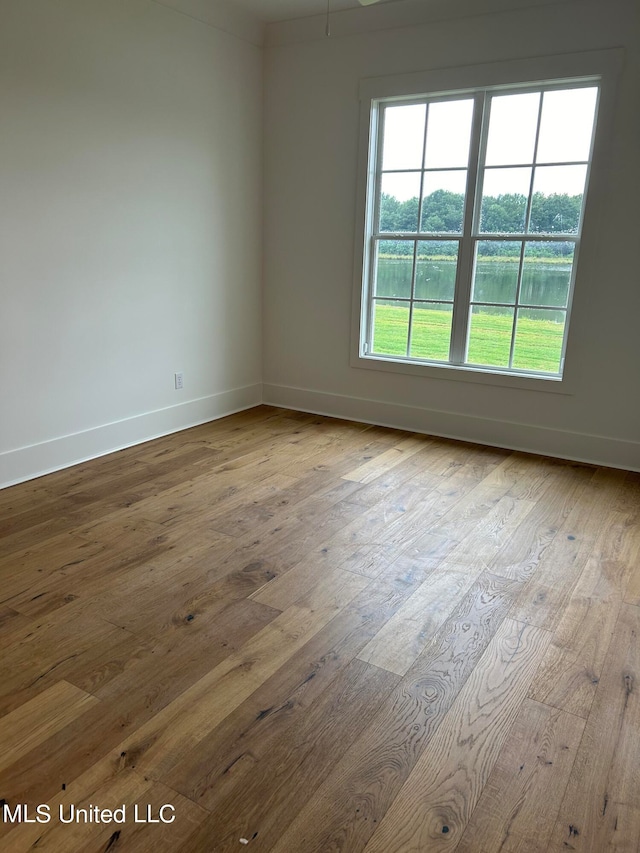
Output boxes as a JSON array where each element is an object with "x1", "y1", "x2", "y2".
[{"x1": 379, "y1": 189, "x2": 581, "y2": 257}]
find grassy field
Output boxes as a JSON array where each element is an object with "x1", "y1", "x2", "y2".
[{"x1": 372, "y1": 303, "x2": 564, "y2": 373}]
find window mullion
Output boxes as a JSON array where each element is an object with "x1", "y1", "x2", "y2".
[
  {"x1": 508, "y1": 93, "x2": 544, "y2": 368},
  {"x1": 449, "y1": 92, "x2": 486, "y2": 364},
  {"x1": 407, "y1": 106, "x2": 430, "y2": 357}
]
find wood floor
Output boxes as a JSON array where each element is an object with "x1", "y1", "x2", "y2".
[{"x1": 1, "y1": 405, "x2": 639, "y2": 853}]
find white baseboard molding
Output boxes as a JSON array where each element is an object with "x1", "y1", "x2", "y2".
[
  {"x1": 0, "y1": 384, "x2": 262, "y2": 489},
  {"x1": 263, "y1": 383, "x2": 640, "y2": 472}
]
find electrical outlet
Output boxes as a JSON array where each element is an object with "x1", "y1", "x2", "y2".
[{"x1": 174, "y1": 372, "x2": 184, "y2": 390}]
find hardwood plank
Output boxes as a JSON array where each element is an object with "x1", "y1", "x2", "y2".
[
  {"x1": 249, "y1": 548, "x2": 358, "y2": 610},
  {"x1": 0, "y1": 612, "x2": 131, "y2": 714},
  {"x1": 4, "y1": 521, "x2": 235, "y2": 622},
  {"x1": 313, "y1": 461, "x2": 513, "y2": 580},
  {"x1": 204, "y1": 472, "x2": 354, "y2": 538},
  {"x1": 342, "y1": 435, "x2": 431, "y2": 483},
  {"x1": 423, "y1": 483, "x2": 513, "y2": 543},
  {"x1": 0, "y1": 681, "x2": 99, "y2": 773},
  {"x1": 620, "y1": 509, "x2": 640, "y2": 605},
  {"x1": 356, "y1": 566, "x2": 475, "y2": 675},
  {"x1": 108, "y1": 568, "x2": 370, "y2": 782},
  {"x1": 548, "y1": 603, "x2": 640, "y2": 852},
  {"x1": 614, "y1": 470, "x2": 640, "y2": 521},
  {"x1": 91, "y1": 597, "x2": 280, "y2": 704},
  {"x1": 456, "y1": 698, "x2": 584, "y2": 853},
  {"x1": 95, "y1": 543, "x2": 279, "y2": 638},
  {"x1": 441, "y1": 494, "x2": 536, "y2": 571},
  {"x1": 2, "y1": 770, "x2": 207, "y2": 853},
  {"x1": 0, "y1": 606, "x2": 31, "y2": 642},
  {"x1": 0, "y1": 533, "x2": 106, "y2": 601},
  {"x1": 361, "y1": 618, "x2": 551, "y2": 853},
  {"x1": 480, "y1": 451, "x2": 558, "y2": 499},
  {"x1": 0, "y1": 598, "x2": 279, "y2": 809},
  {"x1": 132, "y1": 468, "x2": 299, "y2": 529},
  {"x1": 487, "y1": 463, "x2": 595, "y2": 580},
  {"x1": 276, "y1": 430, "x2": 403, "y2": 481},
  {"x1": 0, "y1": 515, "x2": 97, "y2": 560},
  {"x1": 166, "y1": 568, "x2": 431, "y2": 809},
  {"x1": 342, "y1": 440, "x2": 451, "y2": 511},
  {"x1": 77, "y1": 781, "x2": 208, "y2": 853},
  {"x1": 174, "y1": 661, "x2": 399, "y2": 852},
  {"x1": 508, "y1": 470, "x2": 626, "y2": 630},
  {"x1": 0, "y1": 634, "x2": 139, "y2": 719},
  {"x1": 527, "y1": 525, "x2": 629, "y2": 717},
  {"x1": 339, "y1": 438, "x2": 502, "y2": 518},
  {"x1": 624, "y1": 569, "x2": 640, "y2": 606},
  {"x1": 269, "y1": 571, "x2": 523, "y2": 853}
]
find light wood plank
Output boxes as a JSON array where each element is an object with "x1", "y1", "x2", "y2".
[
  {"x1": 0, "y1": 598, "x2": 278, "y2": 809},
  {"x1": 167, "y1": 568, "x2": 431, "y2": 806},
  {"x1": 357, "y1": 567, "x2": 475, "y2": 675},
  {"x1": 0, "y1": 681, "x2": 99, "y2": 773},
  {"x1": 442, "y1": 494, "x2": 536, "y2": 570},
  {"x1": 110, "y1": 568, "x2": 370, "y2": 781},
  {"x1": 548, "y1": 603, "x2": 640, "y2": 852},
  {"x1": 2, "y1": 768, "x2": 207, "y2": 853},
  {"x1": 456, "y1": 698, "x2": 584, "y2": 853},
  {"x1": 342, "y1": 435, "x2": 431, "y2": 483},
  {"x1": 509, "y1": 470, "x2": 625, "y2": 630},
  {"x1": 488, "y1": 464, "x2": 595, "y2": 580},
  {"x1": 173, "y1": 660, "x2": 399, "y2": 852},
  {"x1": 269, "y1": 572, "x2": 523, "y2": 853},
  {"x1": 362, "y1": 618, "x2": 551, "y2": 853},
  {"x1": 527, "y1": 546, "x2": 624, "y2": 717}
]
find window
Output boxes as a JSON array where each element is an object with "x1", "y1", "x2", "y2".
[{"x1": 352, "y1": 56, "x2": 618, "y2": 386}]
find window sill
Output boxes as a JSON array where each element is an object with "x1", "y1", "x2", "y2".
[{"x1": 351, "y1": 351, "x2": 575, "y2": 395}]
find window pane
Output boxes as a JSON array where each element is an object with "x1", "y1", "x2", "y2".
[
  {"x1": 520, "y1": 242, "x2": 574, "y2": 307},
  {"x1": 421, "y1": 171, "x2": 467, "y2": 233},
  {"x1": 415, "y1": 241, "x2": 458, "y2": 300},
  {"x1": 466, "y1": 306, "x2": 514, "y2": 367},
  {"x1": 372, "y1": 300, "x2": 409, "y2": 356},
  {"x1": 410, "y1": 303, "x2": 453, "y2": 361},
  {"x1": 365, "y1": 81, "x2": 598, "y2": 379},
  {"x1": 381, "y1": 104, "x2": 426, "y2": 170},
  {"x1": 424, "y1": 99, "x2": 474, "y2": 168},
  {"x1": 529, "y1": 165, "x2": 587, "y2": 234},
  {"x1": 537, "y1": 88, "x2": 597, "y2": 164},
  {"x1": 485, "y1": 92, "x2": 540, "y2": 166},
  {"x1": 512, "y1": 308, "x2": 566, "y2": 372},
  {"x1": 380, "y1": 172, "x2": 421, "y2": 232},
  {"x1": 472, "y1": 241, "x2": 521, "y2": 304},
  {"x1": 374, "y1": 240, "x2": 414, "y2": 299},
  {"x1": 480, "y1": 168, "x2": 531, "y2": 232}
]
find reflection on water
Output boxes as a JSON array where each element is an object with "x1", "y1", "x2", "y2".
[{"x1": 376, "y1": 258, "x2": 572, "y2": 316}]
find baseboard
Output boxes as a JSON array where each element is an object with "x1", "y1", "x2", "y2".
[
  {"x1": 263, "y1": 383, "x2": 640, "y2": 472},
  {"x1": 4, "y1": 380, "x2": 638, "y2": 488},
  {"x1": 0, "y1": 384, "x2": 262, "y2": 489}
]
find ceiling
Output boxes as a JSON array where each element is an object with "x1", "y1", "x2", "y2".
[{"x1": 226, "y1": 0, "x2": 402, "y2": 24}]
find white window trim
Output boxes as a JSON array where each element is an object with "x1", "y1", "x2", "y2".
[{"x1": 350, "y1": 49, "x2": 624, "y2": 395}]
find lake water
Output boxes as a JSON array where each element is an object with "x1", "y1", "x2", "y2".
[{"x1": 375, "y1": 257, "x2": 572, "y2": 319}]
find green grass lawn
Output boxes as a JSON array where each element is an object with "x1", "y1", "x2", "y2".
[{"x1": 372, "y1": 303, "x2": 564, "y2": 373}]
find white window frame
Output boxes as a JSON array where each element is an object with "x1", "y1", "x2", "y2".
[{"x1": 350, "y1": 50, "x2": 623, "y2": 394}]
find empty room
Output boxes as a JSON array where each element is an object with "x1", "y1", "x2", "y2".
[{"x1": 1, "y1": 0, "x2": 639, "y2": 851}]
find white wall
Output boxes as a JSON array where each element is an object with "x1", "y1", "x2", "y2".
[
  {"x1": 0, "y1": 0, "x2": 263, "y2": 486},
  {"x1": 262, "y1": 0, "x2": 640, "y2": 469}
]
